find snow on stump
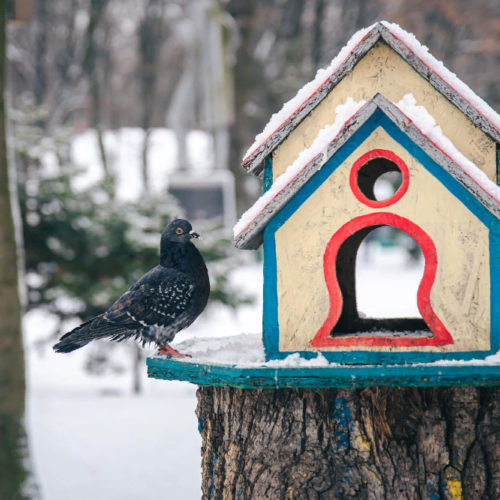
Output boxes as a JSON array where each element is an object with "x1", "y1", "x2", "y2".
[{"x1": 148, "y1": 21, "x2": 500, "y2": 499}]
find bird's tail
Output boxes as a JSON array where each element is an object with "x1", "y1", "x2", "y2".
[{"x1": 53, "y1": 314, "x2": 110, "y2": 353}]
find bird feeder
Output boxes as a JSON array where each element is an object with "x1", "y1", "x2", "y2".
[
  {"x1": 149, "y1": 21, "x2": 500, "y2": 388},
  {"x1": 148, "y1": 22, "x2": 500, "y2": 499}
]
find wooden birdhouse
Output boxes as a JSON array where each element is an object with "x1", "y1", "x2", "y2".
[
  {"x1": 149, "y1": 21, "x2": 500, "y2": 388},
  {"x1": 148, "y1": 24, "x2": 500, "y2": 499},
  {"x1": 233, "y1": 21, "x2": 500, "y2": 366}
]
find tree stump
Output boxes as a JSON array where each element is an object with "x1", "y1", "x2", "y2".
[{"x1": 196, "y1": 386, "x2": 500, "y2": 499}]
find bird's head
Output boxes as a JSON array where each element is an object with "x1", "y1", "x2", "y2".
[{"x1": 161, "y1": 219, "x2": 200, "y2": 246}]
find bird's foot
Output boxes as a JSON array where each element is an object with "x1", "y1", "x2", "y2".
[{"x1": 157, "y1": 345, "x2": 192, "y2": 358}]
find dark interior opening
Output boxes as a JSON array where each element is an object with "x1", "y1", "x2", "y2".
[
  {"x1": 357, "y1": 157, "x2": 403, "y2": 201},
  {"x1": 331, "y1": 225, "x2": 430, "y2": 337}
]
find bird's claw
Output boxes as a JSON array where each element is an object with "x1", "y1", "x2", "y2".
[{"x1": 157, "y1": 345, "x2": 192, "y2": 358}]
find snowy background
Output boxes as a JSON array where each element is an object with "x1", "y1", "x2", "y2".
[{"x1": 10, "y1": 5, "x2": 499, "y2": 498}]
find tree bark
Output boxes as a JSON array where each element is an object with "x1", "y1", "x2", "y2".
[
  {"x1": 197, "y1": 386, "x2": 500, "y2": 499},
  {"x1": 0, "y1": 4, "x2": 37, "y2": 498}
]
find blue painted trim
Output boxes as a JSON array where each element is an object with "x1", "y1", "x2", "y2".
[
  {"x1": 147, "y1": 357, "x2": 500, "y2": 388},
  {"x1": 263, "y1": 224, "x2": 278, "y2": 360},
  {"x1": 490, "y1": 228, "x2": 500, "y2": 352},
  {"x1": 263, "y1": 109, "x2": 500, "y2": 364},
  {"x1": 263, "y1": 156, "x2": 273, "y2": 193}
]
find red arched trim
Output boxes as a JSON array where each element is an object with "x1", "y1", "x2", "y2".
[
  {"x1": 311, "y1": 213, "x2": 453, "y2": 347},
  {"x1": 349, "y1": 149, "x2": 410, "y2": 208}
]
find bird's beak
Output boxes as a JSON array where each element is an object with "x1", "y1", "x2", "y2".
[{"x1": 189, "y1": 230, "x2": 200, "y2": 239}]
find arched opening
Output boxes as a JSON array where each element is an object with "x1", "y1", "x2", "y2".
[
  {"x1": 332, "y1": 225, "x2": 428, "y2": 335},
  {"x1": 356, "y1": 226, "x2": 423, "y2": 318},
  {"x1": 311, "y1": 213, "x2": 453, "y2": 347}
]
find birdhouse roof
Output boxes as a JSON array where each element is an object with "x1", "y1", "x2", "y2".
[
  {"x1": 233, "y1": 93, "x2": 500, "y2": 250},
  {"x1": 241, "y1": 21, "x2": 500, "y2": 177}
]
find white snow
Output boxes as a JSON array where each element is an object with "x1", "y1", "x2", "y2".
[
  {"x1": 417, "y1": 350, "x2": 500, "y2": 367},
  {"x1": 395, "y1": 93, "x2": 500, "y2": 202},
  {"x1": 242, "y1": 24, "x2": 376, "y2": 162},
  {"x1": 29, "y1": 385, "x2": 200, "y2": 500},
  {"x1": 266, "y1": 353, "x2": 332, "y2": 368},
  {"x1": 234, "y1": 97, "x2": 366, "y2": 238},
  {"x1": 381, "y1": 21, "x2": 500, "y2": 131},
  {"x1": 169, "y1": 330, "x2": 500, "y2": 369},
  {"x1": 243, "y1": 21, "x2": 500, "y2": 166},
  {"x1": 25, "y1": 311, "x2": 202, "y2": 500},
  {"x1": 71, "y1": 128, "x2": 213, "y2": 201},
  {"x1": 170, "y1": 333, "x2": 266, "y2": 366},
  {"x1": 356, "y1": 237, "x2": 423, "y2": 318}
]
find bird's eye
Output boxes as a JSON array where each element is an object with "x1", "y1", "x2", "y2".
[{"x1": 176, "y1": 227, "x2": 184, "y2": 235}]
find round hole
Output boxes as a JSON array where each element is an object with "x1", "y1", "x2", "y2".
[{"x1": 350, "y1": 149, "x2": 409, "y2": 208}]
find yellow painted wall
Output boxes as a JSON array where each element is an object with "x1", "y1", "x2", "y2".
[
  {"x1": 275, "y1": 127, "x2": 491, "y2": 353},
  {"x1": 272, "y1": 42, "x2": 496, "y2": 183}
]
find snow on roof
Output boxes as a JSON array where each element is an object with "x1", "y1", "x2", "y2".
[
  {"x1": 233, "y1": 93, "x2": 500, "y2": 249},
  {"x1": 383, "y1": 21, "x2": 500, "y2": 131},
  {"x1": 241, "y1": 21, "x2": 500, "y2": 175},
  {"x1": 233, "y1": 97, "x2": 366, "y2": 238},
  {"x1": 395, "y1": 94, "x2": 500, "y2": 203},
  {"x1": 241, "y1": 23, "x2": 376, "y2": 163}
]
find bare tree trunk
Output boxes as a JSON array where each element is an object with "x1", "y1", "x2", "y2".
[
  {"x1": 225, "y1": 0, "x2": 261, "y2": 216},
  {"x1": 197, "y1": 386, "x2": 500, "y2": 499},
  {"x1": 137, "y1": 0, "x2": 164, "y2": 193},
  {"x1": 0, "y1": 4, "x2": 37, "y2": 498},
  {"x1": 140, "y1": 127, "x2": 151, "y2": 192},
  {"x1": 132, "y1": 344, "x2": 143, "y2": 395},
  {"x1": 33, "y1": 0, "x2": 47, "y2": 106},
  {"x1": 83, "y1": 0, "x2": 113, "y2": 187}
]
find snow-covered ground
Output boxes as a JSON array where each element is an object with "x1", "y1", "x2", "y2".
[
  {"x1": 28, "y1": 383, "x2": 200, "y2": 500},
  {"x1": 26, "y1": 245, "x2": 429, "y2": 500}
]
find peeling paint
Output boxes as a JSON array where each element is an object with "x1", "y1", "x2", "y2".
[
  {"x1": 357, "y1": 433, "x2": 371, "y2": 452},
  {"x1": 446, "y1": 479, "x2": 463, "y2": 500},
  {"x1": 333, "y1": 396, "x2": 354, "y2": 450}
]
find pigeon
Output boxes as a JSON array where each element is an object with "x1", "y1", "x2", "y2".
[{"x1": 53, "y1": 219, "x2": 210, "y2": 357}]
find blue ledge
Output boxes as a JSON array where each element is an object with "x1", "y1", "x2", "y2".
[{"x1": 147, "y1": 357, "x2": 500, "y2": 389}]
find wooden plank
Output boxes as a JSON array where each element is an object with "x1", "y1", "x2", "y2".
[{"x1": 147, "y1": 357, "x2": 500, "y2": 389}]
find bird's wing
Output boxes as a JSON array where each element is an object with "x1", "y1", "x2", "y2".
[{"x1": 104, "y1": 268, "x2": 196, "y2": 329}]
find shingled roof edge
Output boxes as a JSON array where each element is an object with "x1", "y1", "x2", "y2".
[{"x1": 241, "y1": 22, "x2": 500, "y2": 177}]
